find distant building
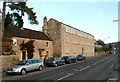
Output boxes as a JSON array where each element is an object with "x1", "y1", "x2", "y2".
[
  {"x1": 42, "y1": 17, "x2": 95, "y2": 57},
  {"x1": 109, "y1": 42, "x2": 120, "y2": 51}
]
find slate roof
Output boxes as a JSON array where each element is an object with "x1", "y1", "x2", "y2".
[{"x1": 4, "y1": 27, "x2": 52, "y2": 41}]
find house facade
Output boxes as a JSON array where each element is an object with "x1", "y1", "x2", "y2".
[
  {"x1": 43, "y1": 17, "x2": 95, "y2": 57},
  {"x1": 4, "y1": 27, "x2": 53, "y2": 61}
]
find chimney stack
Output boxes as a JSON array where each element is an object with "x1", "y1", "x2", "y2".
[{"x1": 42, "y1": 16, "x2": 48, "y2": 34}]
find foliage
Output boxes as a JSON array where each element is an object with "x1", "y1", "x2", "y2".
[
  {"x1": 5, "y1": 12, "x2": 13, "y2": 28},
  {"x1": 95, "y1": 44, "x2": 112, "y2": 53},
  {"x1": 20, "y1": 40, "x2": 35, "y2": 59},
  {"x1": 108, "y1": 44, "x2": 113, "y2": 51},
  {"x1": 2, "y1": 33, "x2": 13, "y2": 42},
  {"x1": 5, "y1": 2, "x2": 38, "y2": 28},
  {"x1": 97, "y1": 39, "x2": 105, "y2": 46}
]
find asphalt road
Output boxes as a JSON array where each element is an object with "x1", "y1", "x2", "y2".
[{"x1": 2, "y1": 53, "x2": 119, "y2": 82}]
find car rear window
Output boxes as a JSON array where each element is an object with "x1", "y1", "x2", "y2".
[{"x1": 47, "y1": 57, "x2": 54, "y2": 61}]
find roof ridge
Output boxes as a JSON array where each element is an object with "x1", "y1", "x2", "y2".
[{"x1": 48, "y1": 18, "x2": 94, "y2": 36}]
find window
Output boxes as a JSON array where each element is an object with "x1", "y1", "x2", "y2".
[
  {"x1": 12, "y1": 38, "x2": 17, "y2": 46},
  {"x1": 65, "y1": 26, "x2": 71, "y2": 33},
  {"x1": 65, "y1": 48, "x2": 69, "y2": 54},
  {"x1": 65, "y1": 37, "x2": 69, "y2": 43},
  {"x1": 65, "y1": 26, "x2": 69, "y2": 33},
  {"x1": 73, "y1": 29, "x2": 76, "y2": 34},
  {"x1": 32, "y1": 60, "x2": 38, "y2": 63},
  {"x1": 46, "y1": 51, "x2": 49, "y2": 55},
  {"x1": 46, "y1": 42, "x2": 49, "y2": 47},
  {"x1": 28, "y1": 60, "x2": 33, "y2": 64}
]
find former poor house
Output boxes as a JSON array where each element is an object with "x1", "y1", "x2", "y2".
[{"x1": 42, "y1": 16, "x2": 95, "y2": 57}]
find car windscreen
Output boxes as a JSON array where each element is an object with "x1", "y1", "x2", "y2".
[
  {"x1": 47, "y1": 57, "x2": 54, "y2": 61},
  {"x1": 17, "y1": 60, "x2": 27, "y2": 65}
]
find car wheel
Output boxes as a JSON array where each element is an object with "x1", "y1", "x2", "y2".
[
  {"x1": 84, "y1": 58, "x2": 86, "y2": 60},
  {"x1": 75, "y1": 60, "x2": 77, "y2": 63},
  {"x1": 38, "y1": 66, "x2": 43, "y2": 71},
  {"x1": 55, "y1": 63, "x2": 58, "y2": 67},
  {"x1": 21, "y1": 69, "x2": 26, "y2": 75}
]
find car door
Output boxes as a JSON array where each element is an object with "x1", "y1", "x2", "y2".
[
  {"x1": 60, "y1": 58, "x2": 65, "y2": 64},
  {"x1": 58, "y1": 58, "x2": 62, "y2": 65},
  {"x1": 32, "y1": 60, "x2": 39, "y2": 70},
  {"x1": 26, "y1": 60, "x2": 34, "y2": 71},
  {"x1": 55, "y1": 58, "x2": 59, "y2": 65}
]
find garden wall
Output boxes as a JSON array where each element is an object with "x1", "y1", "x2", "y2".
[{"x1": 0, "y1": 55, "x2": 19, "y2": 72}]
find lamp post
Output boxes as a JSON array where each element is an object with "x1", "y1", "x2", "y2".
[
  {"x1": 104, "y1": 37, "x2": 110, "y2": 43},
  {"x1": 113, "y1": 19, "x2": 119, "y2": 42},
  {"x1": 113, "y1": 20, "x2": 119, "y2": 22}
]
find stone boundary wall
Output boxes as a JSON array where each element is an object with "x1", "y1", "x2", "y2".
[{"x1": 0, "y1": 55, "x2": 19, "y2": 72}]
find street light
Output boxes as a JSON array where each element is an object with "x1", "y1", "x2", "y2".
[
  {"x1": 104, "y1": 37, "x2": 110, "y2": 43},
  {"x1": 113, "y1": 20, "x2": 119, "y2": 22}
]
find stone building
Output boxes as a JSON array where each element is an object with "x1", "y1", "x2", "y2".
[
  {"x1": 42, "y1": 17, "x2": 95, "y2": 57},
  {"x1": 3, "y1": 27, "x2": 53, "y2": 61}
]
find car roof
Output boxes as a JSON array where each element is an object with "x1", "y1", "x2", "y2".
[{"x1": 22, "y1": 59, "x2": 41, "y2": 61}]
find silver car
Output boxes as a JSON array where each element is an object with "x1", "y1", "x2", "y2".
[{"x1": 7, "y1": 59, "x2": 44, "y2": 75}]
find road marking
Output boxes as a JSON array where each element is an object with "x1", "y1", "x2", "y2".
[
  {"x1": 41, "y1": 72, "x2": 64, "y2": 80},
  {"x1": 85, "y1": 65, "x2": 91, "y2": 69},
  {"x1": 93, "y1": 62, "x2": 98, "y2": 65},
  {"x1": 100, "y1": 59, "x2": 104, "y2": 62},
  {"x1": 79, "y1": 65, "x2": 91, "y2": 71},
  {"x1": 105, "y1": 58, "x2": 108, "y2": 60},
  {"x1": 72, "y1": 69, "x2": 79, "y2": 71},
  {"x1": 56, "y1": 73, "x2": 74, "y2": 81}
]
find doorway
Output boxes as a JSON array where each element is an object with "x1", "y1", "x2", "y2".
[{"x1": 22, "y1": 51, "x2": 27, "y2": 60}]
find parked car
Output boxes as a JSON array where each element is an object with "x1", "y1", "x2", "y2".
[
  {"x1": 76, "y1": 54, "x2": 86, "y2": 61},
  {"x1": 7, "y1": 59, "x2": 44, "y2": 75},
  {"x1": 62, "y1": 56, "x2": 77, "y2": 64},
  {"x1": 46, "y1": 57, "x2": 65, "y2": 67}
]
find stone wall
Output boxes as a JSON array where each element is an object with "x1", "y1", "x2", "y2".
[
  {"x1": 47, "y1": 19, "x2": 62, "y2": 57},
  {"x1": 46, "y1": 18, "x2": 95, "y2": 57},
  {"x1": 0, "y1": 55, "x2": 19, "y2": 72}
]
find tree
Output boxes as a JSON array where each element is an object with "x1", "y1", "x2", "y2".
[
  {"x1": 97, "y1": 39, "x2": 105, "y2": 46},
  {"x1": 4, "y1": 1, "x2": 38, "y2": 28},
  {"x1": 20, "y1": 40, "x2": 35, "y2": 59}
]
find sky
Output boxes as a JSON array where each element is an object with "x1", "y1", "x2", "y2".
[{"x1": 0, "y1": 0, "x2": 119, "y2": 43}]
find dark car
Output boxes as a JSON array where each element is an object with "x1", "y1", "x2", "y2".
[
  {"x1": 46, "y1": 57, "x2": 65, "y2": 67},
  {"x1": 76, "y1": 54, "x2": 86, "y2": 61},
  {"x1": 62, "y1": 56, "x2": 77, "y2": 64}
]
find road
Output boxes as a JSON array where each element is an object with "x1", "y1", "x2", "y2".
[{"x1": 2, "y1": 53, "x2": 119, "y2": 82}]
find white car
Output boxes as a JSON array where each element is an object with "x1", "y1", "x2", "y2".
[{"x1": 7, "y1": 59, "x2": 44, "y2": 75}]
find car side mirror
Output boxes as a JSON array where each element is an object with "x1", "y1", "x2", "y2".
[{"x1": 26, "y1": 63, "x2": 29, "y2": 65}]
